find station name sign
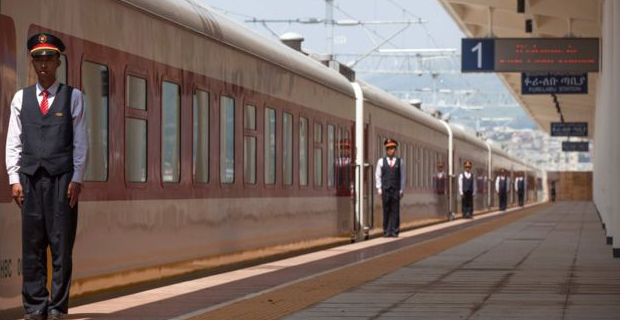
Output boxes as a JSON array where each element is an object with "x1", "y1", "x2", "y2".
[
  {"x1": 462, "y1": 38, "x2": 599, "y2": 73},
  {"x1": 562, "y1": 141, "x2": 589, "y2": 152},
  {"x1": 551, "y1": 122, "x2": 588, "y2": 137},
  {"x1": 522, "y1": 73, "x2": 588, "y2": 94}
]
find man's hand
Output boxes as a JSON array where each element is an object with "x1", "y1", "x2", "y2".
[
  {"x1": 11, "y1": 183, "x2": 24, "y2": 208},
  {"x1": 67, "y1": 182, "x2": 82, "y2": 208}
]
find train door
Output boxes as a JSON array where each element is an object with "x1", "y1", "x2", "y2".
[
  {"x1": 0, "y1": 13, "x2": 20, "y2": 312},
  {"x1": 0, "y1": 14, "x2": 16, "y2": 202}
]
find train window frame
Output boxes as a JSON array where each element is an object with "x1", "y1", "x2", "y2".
[
  {"x1": 313, "y1": 120, "x2": 324, "y2": 189},
  {"x1": 264, "y1": 106, "x2": 277, "y2": 186},
  {"x1": 299, "y1": 115, "x2": 310, "y2": 188},
  {"x1": 283, "y1": 111, "x2": 294, "y2": 187},
  {"x1": 124, "y1": 68, "x2": 150, "y2": 188},
  {"x1": 326, "y1": 123, "x2": 335, "y2": 189},
  {"x1": 220, "y1": 95, "x2": 236, "y2": 185},
  {"x1": 81, "y1": 59, "x2": 110, "y2": 183},
  {"x1": 243, "y1": 102, "x2": 258, "y2": 186},
  {"x1": 344, "y1": 128, "x2": 352, "y2": 191},
  {"x1": 161, "y1": 80, "x2": 181, "y2": 184},
  {"x1": 192, "y1": 87, "x2": 211, "y2": 185}
]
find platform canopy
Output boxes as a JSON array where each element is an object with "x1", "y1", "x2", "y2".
[{"x1": 438, "y1": 0, "x2": 601, "y2": 138}]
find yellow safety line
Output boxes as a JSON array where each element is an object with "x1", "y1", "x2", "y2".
[{"x1": 187, "y1": 203, "x2": 551, "y2": 320}]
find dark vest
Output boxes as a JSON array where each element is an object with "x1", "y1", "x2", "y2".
[
  {"x1": 434, "y1": 172, "x2": 446, "y2": 194},
  {"x1": 518, "y1": 178, "x2": 525, "y2": 193},
  {"x1": 462, "y1": 173, "x2": 474, "y2": 193},
  {"x1": 498, "y1": 177, "x2": 507, "y2": 194},
  {"x1": 381, "y1": 157, "x2": 401, "y2": 192},
  {"x1": 19, "y1": 84, "x2": 74, "y2": 176}
]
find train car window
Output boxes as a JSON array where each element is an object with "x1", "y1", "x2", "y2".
[
  {"x1": 327, "y1": 125, "x2": 335, "y2": 188},
  {"x1": 264, "y1": 107, "x2": 276, "y2": 185},
  {"x1": 220, "y1": 96, "x2": 235, "y2": 183},
  {"x1": 243, "y1": 104, "x2": 256, "y2": 185},
  {"x1": 314, "y1": 123, "x2": 323, "y2": 187},
  {"x1": 423, "y1": 149, "x2": 428, "y2": 188},
  {"x1": 407, "y1": 144, "x2": 412, "y2": 188},
  {"x1": 283, "y1": 112, "x2": 293, "y2": 186},
  {"x1": 57, "y1": 54, "x2": 67, "y2": 84},
  {"x1": 335, "y1": 127, "x2": 342, "y2": 187},
  {"x1": 344, "y1": 129, "x2": 351, "y2": 188},
  {"x1": 82, "y1": 61, "x2": 109, "y2": 181},
  {"x1": 193, "y1": 90, "x2": 209, "y2": 183},
  {"x1": 413, "y1": 146, "x2": 418, "y2": 188},
  {"x1": 127, "y1": 76, "x2": 147, "y2": 110},
  {"x1": 299, "y1": 117, "x2": 309, "y2": 186},
  {"x1": 126, "y1": 118, "x2": 147, "y2": 182},
  {"x1": 162, "y1": 81, "x2": 180, "y2": 183},
  {"x1": 244, "y1": 104, "x2": 256, "y2": 130}
]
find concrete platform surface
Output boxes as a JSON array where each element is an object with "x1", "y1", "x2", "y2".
[{"x1": 281, "y1": 202, "x2": 620, "y2": 320}]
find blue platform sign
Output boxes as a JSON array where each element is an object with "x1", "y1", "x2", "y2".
[
  {"x1": 562, "y1": 141, "x2": 589, "y2": 152},
  {"x1": 522, "y1": 73, "x2": 588, "y2": 94},
  {"x1": 462, "y1": 39, "x2": 494, "y2": 72},
  {"x1": 551, "y1": 122, "x2": 588, "y2": 137}
]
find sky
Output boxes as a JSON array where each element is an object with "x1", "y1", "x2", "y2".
[
  {"x1": 198, "y1": 0, "x2": 465, "y2": 55},
  {"x1": 195, "y1": 0, "x2": 536, "y2": 132}
]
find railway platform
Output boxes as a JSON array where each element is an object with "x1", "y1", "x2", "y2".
[{"x1": 6, "y1": 201, "x2": 620, "y2": 320}]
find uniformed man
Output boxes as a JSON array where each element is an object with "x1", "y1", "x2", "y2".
[
  {"x1": 458, "y1": 160, "x2": 476, "y2": 219},
  {"x1": 495, "y1": 168, "x2": 510, "y2": 211},
  {"x1": 375, "y1": 139, "x2": 405, "y2": 237},
  {"x1": 433, "y1": 161, "x2": 446, "y2": 195},
  {"x1": 515, "y1": 172, "x2": 526, "y2": 207},
  {"x1": 5, "y1": 33, "x2": 87, "y2": 320}
]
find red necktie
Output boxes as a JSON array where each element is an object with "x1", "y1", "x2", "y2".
[{"x1": 40, "y1": 90, "x2": 49, "y2": 115}]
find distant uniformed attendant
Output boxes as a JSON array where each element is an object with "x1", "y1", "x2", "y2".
[
  {"x1": 5, "y1": 33, "x2": 87, "y2": 320},
  {"x1": 515, "y1": 172, "x2": 526, "y2": 207},
  {"x1": 433, "y1": 161, "x2": 446, "y2": 195},
  {"x1": 458, "y1": 161, "x2": 476, "y2": 219},
  {"x1": 495, "y1": 168, "x2": 510, "y2": 211},
  {"x1": 375, "y1": 139, "x2": 405, "y2": 237}
]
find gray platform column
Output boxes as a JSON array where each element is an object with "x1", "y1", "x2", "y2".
[
  {"x1": 595, "y1": 0, "x2": 620, "y2": 257},
  {"x1": 611, "y1": 0, "x2": 620, "y2": 258}
]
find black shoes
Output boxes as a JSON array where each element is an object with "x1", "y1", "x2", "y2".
[
  {"x1": 48, "y1": 309, "x2": 65, "y2": 320},
  {"x1": 24, "y1": 310, "x2": 46, "y2": 320}
]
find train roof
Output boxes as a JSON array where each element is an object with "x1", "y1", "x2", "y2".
[
  {"x1": 119, "y1": 0, "x2": 355, "y2": 97},
  {"x1": 358, "y1": 80, "x2": 449, "y2": 134}
]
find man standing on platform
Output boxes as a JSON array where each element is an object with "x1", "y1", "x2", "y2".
[
  {"x1": 515, "y1": 172, "x2": 526, "y2": 207},
  {"x1": 5, "y1": 33, "x2": 87, "y2": 320},
  {"x1": 495, "y1": 168, "x2": 510, "y2": 211},
  {"x1": 375, "y1": 139, "x2": 405, "y2": 237},
  {"x1": 458, "y1": 161, "x2": 476, "y2": 219}
]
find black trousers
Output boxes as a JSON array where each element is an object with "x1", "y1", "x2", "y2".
[
  {"x1": 381, "y1": 189, "x2": 400, "y2": 236},
  {"x1": 20, "y1": 169, "x2": 77, "y2": 314},
  {"x1": 499, "y1": 191, "x2": 507, "y2": 211},
  {"x1": 462, "y1": 191, "x2": 473, "y2": 218},
  {"x1": 518, "y1": 191, "x2": 525, "y2": 206}
]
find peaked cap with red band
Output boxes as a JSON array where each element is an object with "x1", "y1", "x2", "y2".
[
  {"x1": 384, "y1": 139, "x2": 398, "y2": 149},
  {"x1": 27, "y1": 33, "x2": 65, "y2": 56}
]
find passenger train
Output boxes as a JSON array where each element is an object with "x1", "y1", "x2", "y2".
[{"x1": 0, "y1": 0, "x2": 544, "y2": 311}]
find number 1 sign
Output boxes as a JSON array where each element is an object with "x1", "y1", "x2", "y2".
[{"x1": 462, "y1": 39, "x2": 495, "y2": 72}]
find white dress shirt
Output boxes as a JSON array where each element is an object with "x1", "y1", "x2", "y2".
[
  {"x1": 514, "y1": 177, "x2": 525, "y2": 191},
  {"x1": 458, "y1": 171, "x2": 476, "y2": 196},
  {"x1": 5, "y1": 81, "x2": 88, "y2": 185},
  {"x1": 375, "y1": 157, "x2": 406, "y2": 194},
  {"x1": 495, "y1": 176, "x2": 511, "y2": 193}
]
